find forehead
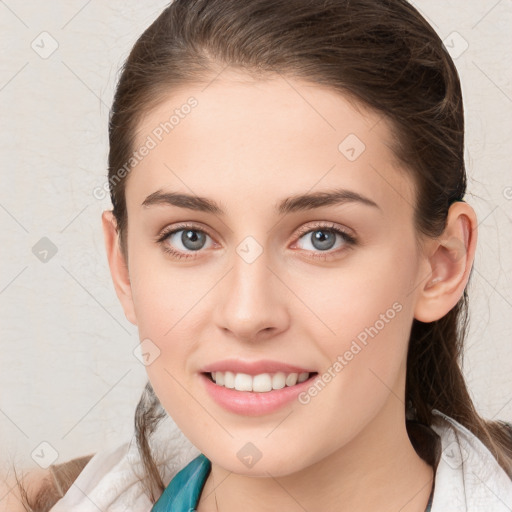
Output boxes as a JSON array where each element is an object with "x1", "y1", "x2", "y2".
[{"x1": 127, "y1": 72, "x2": 416, "y2": 219}]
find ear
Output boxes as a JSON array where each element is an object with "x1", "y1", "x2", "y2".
[
  {"x1": 414, "y1": 201, "x2": 478, "y2": 323},
  {"x1": 101, "y1": 210, "x2": 137, "y2": 325}
]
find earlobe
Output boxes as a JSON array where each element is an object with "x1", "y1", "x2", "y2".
[
  {"x1": 413, "y1": 202, "x2": 477, "y2": 323},
  {"x1": 101, "y1": 210, "x2": 138, "y2": 326}
]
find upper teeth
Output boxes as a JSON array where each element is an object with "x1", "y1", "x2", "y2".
[{"x1": 211, "y1": 371, "x2": 310, "y2": 392}]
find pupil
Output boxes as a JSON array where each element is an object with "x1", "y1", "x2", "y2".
[
  {"x1": 182, "y1": 230, "x2": 205, "y2": 250},
  {"x1": 312, "y1": 230, "x2": 336, "y2": 251}
]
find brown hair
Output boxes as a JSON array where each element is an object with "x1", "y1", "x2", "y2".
[
  {"x1": 8, "y1": 455, "x2": 94, "y2": 511},
  {"x1": 13, "y1": 0, "x2": 512, "y2": 509}
]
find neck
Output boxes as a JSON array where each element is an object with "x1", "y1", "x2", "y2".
[{"x1": 197, "y1": 399, "x2": 434, "y2": 512}]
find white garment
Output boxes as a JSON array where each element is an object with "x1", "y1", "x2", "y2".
[{"x1": 49, "y1": 409, "x2": 512, "y2": 512}]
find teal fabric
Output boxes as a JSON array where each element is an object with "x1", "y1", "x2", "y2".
[
  {"x1": 151, "y1": 453, "x2": 435, "y2": 511},
  {"x1": 151, "y1": 454, "x2": 211, "y2": 512}
]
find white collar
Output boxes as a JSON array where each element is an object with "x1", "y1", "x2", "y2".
[
  {"x1": 50, "y1": 410, "x2": 512, "y2": 511},
  {"x1": 429, "y1": 409, "x2": 512, "y2": 511}
]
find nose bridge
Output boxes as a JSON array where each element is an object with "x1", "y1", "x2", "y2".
[{"x1": 214, "y1": 237, "x2": 289, "y2": 340}]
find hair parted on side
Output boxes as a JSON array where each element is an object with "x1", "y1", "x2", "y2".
[{"x1": 12, "y1": 0, "x2": 512, "y2": 510}]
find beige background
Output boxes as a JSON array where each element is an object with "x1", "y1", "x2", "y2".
[{"x1": 0, "y1": 0, "x2": 511, "y2": 471}]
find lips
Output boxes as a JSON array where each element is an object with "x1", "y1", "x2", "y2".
[
  {"x1": 200, "y1": 370, "x2": 319, "y2": 415},
  {"x1": 200, "y1": 358, "x2": 315, "y2": 376}
]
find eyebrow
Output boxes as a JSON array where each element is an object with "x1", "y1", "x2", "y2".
[{"x1": 141, "y1": 188, "x2": 380, "y2": 215}]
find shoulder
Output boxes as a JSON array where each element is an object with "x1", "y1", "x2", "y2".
[
  {"x1": 0, "y1": 455, "x2": 94, "y2": 512},
  {"x1": 430, "y1": 410, "x2": 512, "y2": 510},
  {"x1": 0, "y1": 466, "x2": 51, "y2": 512},
  {"x1": 47, "y1": 420, "x2": 201, "y2": 512}
]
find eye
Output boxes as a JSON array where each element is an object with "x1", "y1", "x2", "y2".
[
  {"x1": 156, "y1": 222, "x2": 356, "y2": 261},
  {"x1": 293, "y1": 223, "x2": 356, "y2": 258},
  {"x1": 156, "y1": 223, "x2": 215, "y2": 259}
]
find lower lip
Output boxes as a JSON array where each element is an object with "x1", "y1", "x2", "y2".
[{"x1": 200, "y1": 372, "x2": 318, "y2": 416}]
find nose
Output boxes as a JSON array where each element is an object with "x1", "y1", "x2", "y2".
[{"x1": 213, "y1": 248, "x2": 290, "y2": 342}]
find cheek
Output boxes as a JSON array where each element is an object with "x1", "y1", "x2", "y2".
[
  {"x1": 289, "y1": 249, "x2": 414, "y2": 405},
  {"x1": 127, "y1": 253, "x2": 214, "y2": 384},
  {"x1": 288, "y1": 245, "x2": 413, "y2": 347},
  {"x1": 310, "y1": 292, "x2": 409, "y2": 409},
  {"x1": 128, "y1": 249, "x2": 210, "y2": 338},
  {"x1": 292, "y1": 296, "x2": 412, "y2": 459}
]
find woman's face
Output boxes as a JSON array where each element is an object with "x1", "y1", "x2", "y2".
[{"x1": 114, "y1": 71, "x2": 430, "y2": 475}]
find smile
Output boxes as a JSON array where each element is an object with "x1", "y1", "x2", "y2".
[{"x1": 206, "y1": 371, "x2": 316, "y2": 392}]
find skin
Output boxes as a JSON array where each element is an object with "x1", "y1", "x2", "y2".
[
  {"x1": 0, "y1": 467, "x2": 50, "y2": 512},
  {"x1": 102, "y1": 70, "x2": 477, "y2": 512}
]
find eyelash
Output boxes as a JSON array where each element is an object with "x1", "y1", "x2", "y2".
[{"x1": 155, "y1": 222, "x2": 357, "y2": 261}]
